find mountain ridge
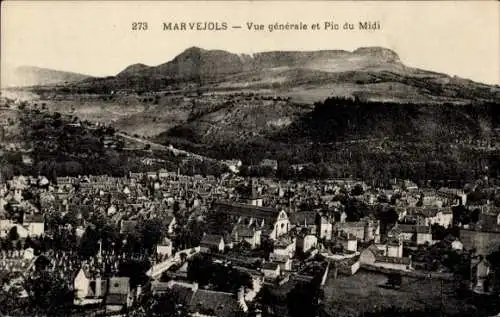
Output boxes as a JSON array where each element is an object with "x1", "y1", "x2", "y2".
[{"x1": 114, "y1": 46, "x2": 406, "y2": 79}]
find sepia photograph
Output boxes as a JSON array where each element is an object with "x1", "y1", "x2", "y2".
[{"x1": 0, "y1": 1, "x2": 499, "y2": 316}]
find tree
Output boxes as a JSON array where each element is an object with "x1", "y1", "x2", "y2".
[
  {"x1": 140, "y1": 218, "x2": 163, "y2": 253},
  {"x1": 470, "y1": 209, "x2": 481, "y2": 224},
  {"x1": 431, "y1": 224, "x2": 448, "y2": 241},
  {"x1": 187, "y1": 255, "x2": 214, "y2": 286},
  {"x1": 0, "y1": 283, "x2": 27, "y2": 315},
  {"x1": 118, "y1": 259, "x2": 150, "y2": 288},
  {"x1": 23, "y1": 271, "x2": 74, "y2": 315},
  {"x1": 287, "y1": 281, "x2": 324, "y2": 317},
  {"x1": 79, "y1": 226, "x2": 100, "y2": 257},
  {"x1": 351, "y1": 184, "x2": 364, "y2": 196},
  {"x1": 452, "y1": 205, "x2": 469, "y2": 225},
  {"x1": 130, "y1": 289, "x2": 189, "y2": 317},
  {"x1": 8, "y1": 226, "x2": 19, "y2": 242}
]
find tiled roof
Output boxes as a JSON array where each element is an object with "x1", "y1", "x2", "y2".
[
  {"x1": 108, "y1": 277, "x2": 130, "y2": 295},
  {"x1": 200, "y1": 234, "x2": 223, "y2": 246},
  {"x1": 262, "y1": 262, "x2": 280, "y2": 270},
  {"x1": 120, "y1": 220, "x2": 138, "y2": 233},
  {"x1": 396, "y1": 224, "x2": 430, "y2": 234},
  {"x1": 24, "y1": 214, "x2": 44, "y2": 223},
  {"x1": 105, "y1": 293, "x2": 128, "y2": 306},
  {"x1": 375, "y1": 256, "x2": 411, "y2": 265},
  {"x1": 364, "y1": 244, "x2": 382, "y2": 256},
  {"x1": 288, "y1": 212, "x2": 317, "y2": 226},
  {"x1": 171, "y1": 284, "x2": 195, "y2": 305},
  {"x1": 232, "y1": 225, "x2": 257, "y2": 238},
  {"x1": 214, "y1": 201, "x2": 280, "y2": 219}
]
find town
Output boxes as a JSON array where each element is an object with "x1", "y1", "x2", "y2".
[
  {"x1": 1, "y1": 94, "x2": 500, "y2": 317},
  {"x1": 1, "y1": 144, "x2": 500, "y2": 317}
]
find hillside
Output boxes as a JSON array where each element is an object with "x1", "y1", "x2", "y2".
[
  {"x1": 61, "y1": 46, "x2": 499, "y2": 104},
  {"x1": 1, "y1": 66, "x2": 91, "y2": 88},
  {"x1": 13, "y1": 46, "x2": 500, "y2": 182}
]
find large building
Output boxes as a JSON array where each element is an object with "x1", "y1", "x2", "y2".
[{"x1": 212, "y1": 201, "x2": 290, "y2": 240}]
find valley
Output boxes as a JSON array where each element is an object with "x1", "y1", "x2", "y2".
[{"x1": 2, "y1": 46, "x2": 500, "y2": 184}]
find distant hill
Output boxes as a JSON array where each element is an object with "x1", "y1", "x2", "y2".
[
  {"x1": 1, "y1": 66, "x2": 91, "y2": 88},
  {"x1": 116, "y1": 46, "x2": 404, "y2": 78},
  {"x1": 18, "y1": 46, "x2": 500, "y2": 182},
  {"x1": 116, "y1": 63, "x2": 151, "y2": 77},
  {"x1": 65, "y1": 46, "x2": 499, "y2": 103}
]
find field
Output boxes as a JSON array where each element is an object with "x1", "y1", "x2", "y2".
[{"x1": 322, "y1": 270, "x2": 475, "y2": 317}]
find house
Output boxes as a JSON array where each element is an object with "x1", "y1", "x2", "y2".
[
  {"x1": 74, "y1": 267, "x2": 92, "y2": 300},
  {"x1": 339, "y1": 211, "x2": 347, "y2": 223},
  {"x1": 390, "y1": 224, "x2": 432, "y2": 245},
  {"x1": 437, "y1": 187, "x2": 467, "y2": 206},
  {"x1": 296, "y1": 233, "x2": 318, "y2": 253},
  {"x1": 156, "y1": 237, "x2": 173, "y2": 258},
  {"x1": 158, "y1": 169, "x2": 170, "y2": 179},
  {"x1": 362, "y1": 244, "x2": 409, "y2": 271},
  {"x1": 259, "y1": 159, "x2": 278, "y2": 171},
  {"x1": 200, "y1": 234, "x2": 225, "y2": 253},
  {"x1": 244, "y1": 180, "x2": 263, "y2": 207},
  {"x1": 336, "y1": 256, "x2": 361, "y2": 276},
  {"x1": 415, "y1": 228, "x2": 432, "y2": 245},
  {"x1": 289, "y1": 212, "x2": 317, "y2": 234},
  {"x1": 262, "y1": 262, "x2": 280, "y2": 279},
  {"x1": 23, "y1": 214, "x2": 45, "y2": 236},
  {"x1": 338, "y1": 234, "x2": 358, "y2": 253},
  {"x1": 441, "y1": 234, "x2": 463, "y2": 251},
  {"x1": 403, "y1": 180, "x2": 418, "y2": 191},
  {"x1": 408, "y1": 207, "x2": 453, "y2": 227},
  {"x1": 317, "y1": 215, "x2": 333, "y2": 241},
  {"x1": 74, "y1": 267, "x2": 107, "y2": 304},
  {"x1": 273, "y1": 236, "x2": 296, "y2": 258},
  {"x1": 334, "y1": 218, "x2": 380, "y2": 242},
  {"x1": 23, "y1": 247, "x2": 35, "y2": 260},
  {"x1": 213, "y1": 201, "x2": 290, "y2": 240},
  {"x1": 224, "y1": 160, "x2": 242, "y2": 174},
  {"x1": 120, "y1": 220, "x2": 138, "y2": 235},
  {"x1": 418, "y1": 190, "x2": 443, "y2": 207},
  {"x1": 129, "y1": 172, "x2": 143, "y2": 179},
  {"x1": 0, "y1": 217, "x2": 13, "y2": 231},
  {"x1": 105, "y1": 277, "x2": 132, "y2": 311},
  {"x1": 231, "y1": 225, "x2": 261, "y2": 249},
  {"x1": 472, "y1": 258, "x2": 492, "y2": 294},
  {"x1": 385, "y1": 239, "x2": 403, "y2": 258},
  {"x1": 360, "y1": 245, "x2": 381, "y2": 265},
  {"x1": 1, "y1": 224, "x2": 30, "y2": 239},
  {"x1": 451, "y1": 239, "x2": 464, "y2": 251},
  {"x1": 165, "y1": 215, "x2": 177, "y2": 235},
  {"x1": 269, "y1": 253, "x2": 292, "y2": 271}
]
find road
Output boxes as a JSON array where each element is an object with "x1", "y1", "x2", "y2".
[{"x1": 115, "y1": 132, "x2": 215, "y2": 162}]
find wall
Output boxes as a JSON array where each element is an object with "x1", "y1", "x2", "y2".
[{"x1": 460, "y1": 229, "x2": 500, "y2": 256}]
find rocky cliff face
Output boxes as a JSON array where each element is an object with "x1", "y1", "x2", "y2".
[{"x1": 115, "y1": 46, "x2": 405, "y2": 79}]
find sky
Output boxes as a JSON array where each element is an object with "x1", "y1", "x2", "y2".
[{"x1": 1, "y1": 1, "x2": 499, "y2": 85}]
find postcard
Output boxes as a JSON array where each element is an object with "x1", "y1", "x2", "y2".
[{"x1": 0, "y1": 1, "x2": 499, "y2": 317}]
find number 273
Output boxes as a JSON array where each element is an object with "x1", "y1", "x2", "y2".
[{"x1": 132, "y1": 22, "x2": 148, "y2": 30}]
